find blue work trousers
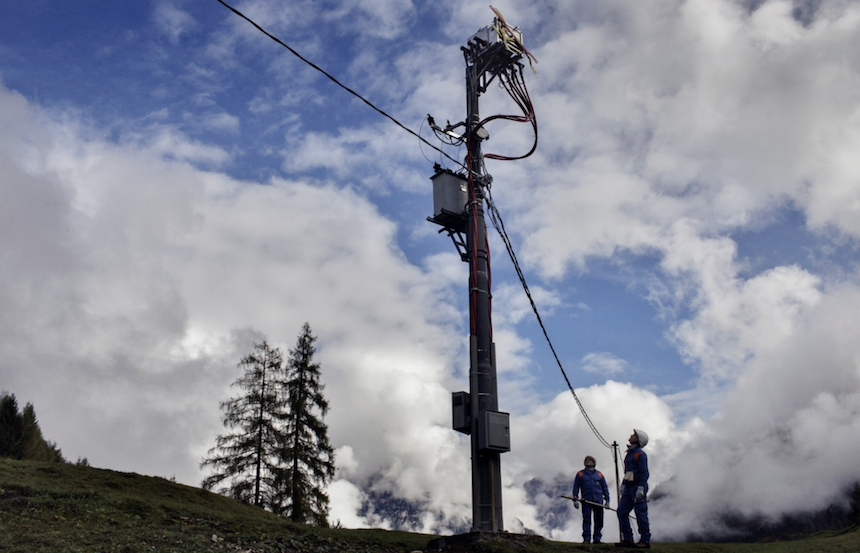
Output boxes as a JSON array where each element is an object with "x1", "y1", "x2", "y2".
[
  {"x1": 581, "y1": 503, "x2": 604, "y2": 542},
  {"x1": 617, "y1": 487, "x2": 650, "y2": 543}
]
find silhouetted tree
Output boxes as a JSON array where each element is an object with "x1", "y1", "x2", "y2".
[
  {"x1": 277, "y1": 323, "x2": 335, "y2": 526},
  {"x1": 0, "y1": 393, "x2": 24, "y2": 459},
  {"x1": 0, "y1": 394, "x2": 64, "y2": 462},
  {"x1": 201, "y1": 341, "x2": 289, "y2": 508}
]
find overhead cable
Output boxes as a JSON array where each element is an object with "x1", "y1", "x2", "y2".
[
  {"x1": 213, "y1": 0, "x2": 464, "y2": 169},
  {"x1": 480, "y1": 64, "x2": 538, "y2": 161},
  {"x1": 485, "y1": 189, "x2": 613, "y2": 450}
]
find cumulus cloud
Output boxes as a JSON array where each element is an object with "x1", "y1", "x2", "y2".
[
  {"x1": 507, "y1": 0, "x2": 860, "y2": 276},
  {"x1": 654, "y1": 281, "x2": 860, "y2": 538},
  {"x1": 0, "y1": 83, "x2": 461, "y2": 491}
]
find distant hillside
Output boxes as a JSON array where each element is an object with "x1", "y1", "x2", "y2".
[{"x1": 1, "y1": 458, "x2": 858, "y2": 553}]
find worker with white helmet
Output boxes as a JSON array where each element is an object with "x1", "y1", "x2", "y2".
[{"x1": 616, "y1": 429, "x2": 651, "y2": 549}]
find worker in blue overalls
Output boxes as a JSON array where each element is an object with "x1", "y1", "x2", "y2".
[
  {"x1": 572, "y1": 455, "x2": 610, "y2": 544},
  {"x1": 617, "y1": 429, "x2": 651, "y2": 548}
]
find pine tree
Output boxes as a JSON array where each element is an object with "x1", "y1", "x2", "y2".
[
  {"x1": 22, "y1": 403, "x2": 65, "y2": 463},
  {"x1": 201, "y1": 341, "x2": 289, "y2": 508},
  {"x1": 0, "y1": 393, "x2": 24, "y2": 459},
  {"x1": 278, "y1": 323, "x2": 335, "y2": 526}
]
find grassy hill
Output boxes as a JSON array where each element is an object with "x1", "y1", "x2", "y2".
[{"x1": 1, "y1": 458, "x2": 858, "y2": 553}]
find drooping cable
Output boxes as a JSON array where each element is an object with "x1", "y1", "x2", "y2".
[
  {"x1": 484, "y1": 188, "x2": 613, "y2": 450},
  {"x1": 213, "y1": 0, "x2": 465, "y2": 170},
  {"x1": 479, "y1": 64, "x2": 538, "y2": 162}
]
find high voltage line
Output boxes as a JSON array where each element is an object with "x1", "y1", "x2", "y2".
[
  {"x1": 486, "y1": 189, "x2": 613, "y2": 450},
  {"x1": 213, "y1": 0, "x2": 464, "y2": 170}
]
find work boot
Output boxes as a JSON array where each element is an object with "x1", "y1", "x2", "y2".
[
  {"x1": 614, "y1": 541, "x2": 635, "y2": 548},
  {"x1": 583, "y1": 539, "x2": 591, "y2": 544},
  {"x1": 634, "y1": 541, "x2": 650, "y2": 549}
]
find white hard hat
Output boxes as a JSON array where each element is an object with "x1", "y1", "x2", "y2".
[{"x1": 634, "y1": 429, "x2": 649, "y2": 447}]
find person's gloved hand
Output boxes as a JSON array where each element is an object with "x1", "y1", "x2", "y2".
[
  {"x1": 604, "y1": 499, "x2": 610, "y2": 508},
  {"x1": 574, "y1": 500, "x2": 580, "y2": 509},
  {"x1": 635, "y1": 486, "x2": 646, "y2": 501}
]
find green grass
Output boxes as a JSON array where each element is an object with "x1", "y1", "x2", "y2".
[
  {"x1": 0, "y1": 458, "x2": 429, "y2": 553},
  {"x1": 0, "y1": 458, "x2": 857, "y2": 552}
]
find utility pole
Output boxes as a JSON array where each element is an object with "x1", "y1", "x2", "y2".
[
  {"x1": 428, "y1": 14, "x2": 529, "y2": 533},
  {"x1": 463, "y1": 29, "x2": 503, "y2": 533}
]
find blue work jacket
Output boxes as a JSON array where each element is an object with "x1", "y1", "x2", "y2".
[
  {"x1": 623, "y1": 445, "x2": 649, "y2": 491},
  {"x1": 573, "y1": 467, "x2": 610, "y2": 503}
]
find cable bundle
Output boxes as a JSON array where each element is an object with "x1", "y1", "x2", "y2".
[{"x1": 480, "y1": 63, "x2": 538, "y2": 162}]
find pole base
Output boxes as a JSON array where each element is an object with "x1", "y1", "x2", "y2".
[{"x1": 426, "y1": 531, "x2": 545, "y2": 552}]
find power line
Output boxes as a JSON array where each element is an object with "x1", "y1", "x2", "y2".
[
  {"x1": 213, "y1": 0, "x2": 463, "y2": 169},
  {"x1": 485, "y1": 188, "x2": 613, "y2": 450}
]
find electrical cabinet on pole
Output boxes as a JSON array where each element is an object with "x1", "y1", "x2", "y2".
[{"x1": 428, "y1": 14, "x2": 531, "y2": 533}]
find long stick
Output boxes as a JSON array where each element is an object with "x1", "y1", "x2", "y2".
[{"x1": 560, "y1": 495, "x2": 637, "y2": 520}]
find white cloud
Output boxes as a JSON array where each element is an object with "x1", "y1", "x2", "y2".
[
  {"x1": 198, "y1": 111, "x2": 241, "y2": 133},
  {"x1": 653, "y1": 219, "x2": 824, "y2": 381},
  {"x1": 328, "y1": 479, "x2": 372, "y2": 528},
  {"x1": 509, "y1": 0, "x2": 860, "y2": 281},
  {"x1": 653, "y1": 277, "x2": 860, "y2": 539},
  {"x1": 581, "y1": 352, "x2": 628, "y2": 375},
  {"x1": 154, "y1": 1, "x2": 196, "y2": 45},
  {"x1": 321, "y1": 0, "x2": 416, "y2": 40},
  {"x1": 122, "y1": 125, "x2": 232, "y2": 166},
  {"x1": 0, "y1": 83, "x2": 464, "y2": 492},
  {"x1": 281, "y1": 122, "x2": 430, "y2": 194}
]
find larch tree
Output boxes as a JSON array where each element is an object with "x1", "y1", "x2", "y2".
[
  {"x1": 201, "y1": 341, "x2": 289, "y2": 509},
  {"x1": 279, "y1": 322, "x2": 335, "y2": 526}
]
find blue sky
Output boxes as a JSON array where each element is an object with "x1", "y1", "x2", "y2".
[{"x1": 3, "y1": 0, "x2": 860, "y2": 540}]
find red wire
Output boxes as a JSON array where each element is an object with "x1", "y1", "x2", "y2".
[{"x1": 480, "y1": 66, "x2": 538, "y2": 161}]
